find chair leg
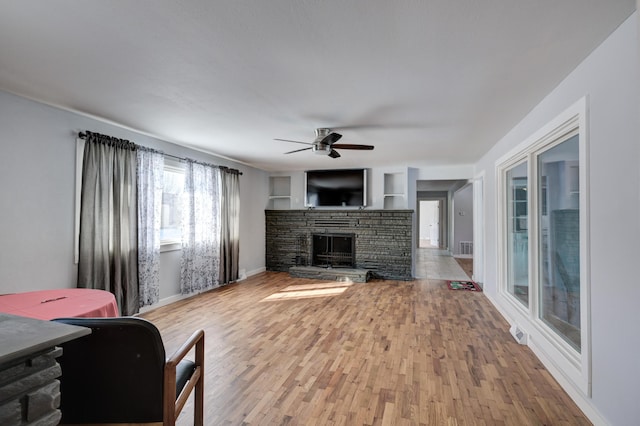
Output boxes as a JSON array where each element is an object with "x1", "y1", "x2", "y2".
[
  {"x1": 164, "y1": 363, "x2": 177, "y2": 426},
  {"x1": 194, "y1": 334, "x2": 205, "y2": 426},
  {"x1": 195, "y1": 374, "x2": 204, "y2": 426}
]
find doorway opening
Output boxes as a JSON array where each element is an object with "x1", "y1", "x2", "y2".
[
  {"x1": 415, "y1": 180, "x2": 475, "y2": 280},
  {"x1": 419, "y1": 200, "x2": 442, "y2": 248}
]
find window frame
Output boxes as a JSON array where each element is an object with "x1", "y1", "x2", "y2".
[
  {"x1": 160, "y1": 159, "x2": 186, "y2": 252},
  {"x1": 495, "y1": 97, "x2": 591, "y2": 395},
  {"x1": 501, "y1": 158, "x2": 530, "y2": 310}
]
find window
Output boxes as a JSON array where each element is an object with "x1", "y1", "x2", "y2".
[
  {"x1": 505, "y1": 162, "x2": 529, "y2": 307},
  {"x1": 537, "y1": 135, "x2": 581, "y2": 351},
  {"x1": 161, "y1": 161, "x2": 185, "y2": 247},
  {"x1": 496, "y1": 98, "x2": 589, "y2": 394}
]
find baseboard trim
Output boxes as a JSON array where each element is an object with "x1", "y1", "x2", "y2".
[
  {"x1": 528, "y1": 339, "x2": 608, "y2": 425},
  {"x1": 139, "y1": 268, "x2": 267, "y2": 314},
  {"x1": 246, "y1": 267, "x2": 266, "y2": 278},
  {"x1": 139, "y1": 293, "x2": 196, "y2": 314}
]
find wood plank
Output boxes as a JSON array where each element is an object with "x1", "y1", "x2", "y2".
[{"x1": 140, "y1": 272, "x2": 591, "y2": 425}]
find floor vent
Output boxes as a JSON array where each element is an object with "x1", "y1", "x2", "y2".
[
  {"x1": 459, "y1": 241, "x2": 473, "y2": 255},
  {"x1": 509, "y1": 324, "x2": 528, "y2": 345}
]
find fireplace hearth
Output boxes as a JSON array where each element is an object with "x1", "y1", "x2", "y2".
[{"x1": 312, "y1": 233, "x2": 355, "y2": 268}]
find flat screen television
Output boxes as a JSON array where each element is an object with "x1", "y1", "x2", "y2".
[{"x1": 305, "y1": 169, "x2": 367, "y2": 207}]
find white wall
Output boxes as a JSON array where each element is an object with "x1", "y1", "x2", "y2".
[
  {"x1": 452, "y1": 184, "x2": 473, "y2": 255},
  {"x1": 474, "y1": 12, "x2": 639, "y2": 425},
  {"x1": 271, "y1": 166, "x2": 474, "y2": 211},
  {"x1": 0, "y1": 90, "x2": 268, "y2": 302}
]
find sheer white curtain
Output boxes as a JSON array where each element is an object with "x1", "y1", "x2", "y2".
[
  {"x1": 180, "y1": 160, "x2": 221, "y2": 294},
  {"x1": 137, "y1": 148, "x2": 164, "y2": 307}
]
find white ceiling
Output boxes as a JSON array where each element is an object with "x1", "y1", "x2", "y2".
[{"x1": 0, "y1": 1, "x2": 634, "y2": 172}]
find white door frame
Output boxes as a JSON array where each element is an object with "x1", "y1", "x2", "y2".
[{"x1": 472, "y1": 173, "x2": 484, "y2": 284}]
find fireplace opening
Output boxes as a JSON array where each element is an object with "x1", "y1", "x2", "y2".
[{"x1": 312, "y1": 233, "x2": 355, "y2": 268}]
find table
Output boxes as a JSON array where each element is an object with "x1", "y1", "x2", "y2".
[{"x1": 0, "y1": 289, "x2": 119, "y2": 320}]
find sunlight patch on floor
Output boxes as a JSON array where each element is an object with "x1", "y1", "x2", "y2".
[{"x1": 262, "y1": 281, "x2": 354, "y2": 301}]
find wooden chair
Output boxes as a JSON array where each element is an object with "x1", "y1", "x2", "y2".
[{"x1": 52, "y1": 317, "x2": 204, "y2": 426}]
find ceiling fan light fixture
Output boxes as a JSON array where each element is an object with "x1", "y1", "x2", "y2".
[
  {"x1": 312, "y1": 143, "x2": 331, "y2": 155},
  {"x1": 278, "y1": 127, "x2": 372, "y2": 158}
]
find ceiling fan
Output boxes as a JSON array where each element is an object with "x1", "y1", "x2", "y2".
[{"x1": 275, "y1": 128, "x2": 374, "y2": 159}]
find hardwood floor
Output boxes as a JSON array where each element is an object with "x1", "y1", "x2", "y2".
[
  {"x1": 454, "y1": 257, "x2": 474, "y2": 280},
  {"x1": 141, "y1": 272, "x2": 590, "y2": 425}
]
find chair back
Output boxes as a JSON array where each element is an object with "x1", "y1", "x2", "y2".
[{"x1": 53, "y1": 317, "x2": 167, "y2": 424}]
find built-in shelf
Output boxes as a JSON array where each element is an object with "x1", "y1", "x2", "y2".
[
  {"x1": 268, "y1": 197, "x2": 291, "y2": 210},
  {"x1": 383, "y1": 172, "x2": 406, "y2": 209},
  {"x1": 268, "y1": 176, "x2": 291, "y2": 209},
  {"x1": 384, "y1": 195, "x2": 406, "y2": 210}
]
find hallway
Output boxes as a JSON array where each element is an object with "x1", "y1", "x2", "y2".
[{"x1": 415, "y1": 248, "x2": 471, "y2": 281}]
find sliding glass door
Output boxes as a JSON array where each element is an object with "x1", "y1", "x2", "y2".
[
  {"x1": 537, "y1": 135, "x2": 580, "y2": 351},
  {"x1": 497, "y1": 99, "x2": 589, "y2": 393}
]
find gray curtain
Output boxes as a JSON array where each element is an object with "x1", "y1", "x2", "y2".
[
  {"x1": 180, "y1": 160, "x2": 221, "y2": 294},
  {"x1": 137, "y1": 148, "x2": 164, "y2": 308},
  {"x1": 78, "y1": 132, "x2": 139, "y2": 315},
  {"x1": 220, "y1": 169, "x2": 240, "y2": 284}
]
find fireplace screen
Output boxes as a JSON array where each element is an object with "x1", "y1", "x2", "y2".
[{"x1": 312, "y1": 233, "x2": 355, "y2": 268}]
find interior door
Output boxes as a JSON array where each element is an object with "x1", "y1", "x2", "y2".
[{"x1": 419, "y1": 200, "x2": 441, "y2": 248}]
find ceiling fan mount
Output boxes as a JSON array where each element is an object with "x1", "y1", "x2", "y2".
[{"x1": 275, "y1": 128, "x2": 374, "y2": 159}]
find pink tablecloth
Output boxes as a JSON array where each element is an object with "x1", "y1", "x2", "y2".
[{"x1": 0, "y1": 289, "x2": 119, "y2": 320}]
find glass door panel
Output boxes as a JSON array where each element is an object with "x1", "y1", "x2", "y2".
[
  {"x1": 506, "y1": 161, "x2": 529, "y2": 307},
  {"x1": 537, "y1": 135, "x2": 580, "y2": 351}
]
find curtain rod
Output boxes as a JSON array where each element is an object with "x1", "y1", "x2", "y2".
[{"x1": 78, "y1": 132, "x2": 242, "y2": 175}]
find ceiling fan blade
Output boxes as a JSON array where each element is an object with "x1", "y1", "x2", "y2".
[
  {"x1": 320, "y1": 132, "x2": 342, "y2": 145},
  {"x1": 331, "y1": 144, "x2": 374, "y2": 150},
  {"x1": 328, "y1": 149, "x2": 341, "y2": 159},
  {"x1": 274, "y1": 138, "x2": 312, "y2": 146},
  {"x1": 284, "y1": 147, "x2": 312, "y2": 154}
]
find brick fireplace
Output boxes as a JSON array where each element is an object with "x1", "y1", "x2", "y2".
[{"x1": 265, "y1": 209, "x2": 414, "y2": 280}]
